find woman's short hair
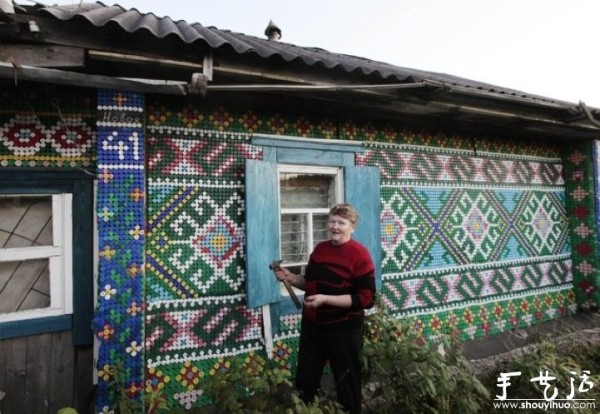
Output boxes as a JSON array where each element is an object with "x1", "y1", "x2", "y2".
[{"x1": 329, "y1": 203, "x2": 359, "y2": 224}]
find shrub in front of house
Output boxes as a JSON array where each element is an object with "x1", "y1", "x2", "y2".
[{"x1": 361, "y1": 302, "x2": 490, "y2": 414}]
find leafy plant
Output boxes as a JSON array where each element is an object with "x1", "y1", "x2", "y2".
[
  {"x1": 57, "y1": 409, "x2": 79, "y2": 414},
  {"x1": 198, "y1": 356, "x2": 345, "y2": 414},
  {"x1": 63, "y1": 310, "x2": 598, "y2": 413},
  {"x1": 362, "y1": 301, "x2": 490, "y2": 413},
  {"x1": 99, "y1": 363, "x2": 169, "y2": 414}
]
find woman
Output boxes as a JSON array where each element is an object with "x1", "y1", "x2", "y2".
[{"x1": 275, "y1": 203, "x2": 376, "y2": 414}]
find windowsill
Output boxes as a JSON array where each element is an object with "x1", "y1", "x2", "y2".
[{"x1": 0, "y1": 314, "x2": 72, "y2": 340}]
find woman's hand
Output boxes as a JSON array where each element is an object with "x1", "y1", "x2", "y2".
[
  {"x1": 274, "y1": 267, "x2": 306, "y2": 290},
  {"x1": 304, "y1": 294, "x2": 328, "y2": 308},
  {"x1": 274, "y1": 266, "x2": 294, "y2": 282},
  {"x1": 305, "y1": 294, "x2": 353, "y2": 309}
]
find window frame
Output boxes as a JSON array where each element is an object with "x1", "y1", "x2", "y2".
[
  {"x1": 0, "y1": 170, "x2": 94, "y2": 344},
  {"x1": 0, "y1": 193, "x2": 73, "y2": 323},
  {"x1": 278, "y1": 164, "x2": 343, "y2": 269}
]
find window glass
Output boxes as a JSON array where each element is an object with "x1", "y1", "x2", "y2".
[
  {"x1": 0, "y1": 195, "x2": 54, "y2": 315},
  {"x1": 0, "y1": 259, "x2": 50, "y2": 314},
  {"x1": 280, "y1": 212, "x2": 330, "y2": 282},
  {"x1": 312, "y1": 213, "x2": 329, "y2": 246},
  {"x1": 280, "y1": 213, "x2": 330, "y2": 262},
  {"x1": 281, "y1": 213, "x2": 308, "y2": 263},
  {"x1": 280, "y1": 173, "x2": 336, "y2": 208},
  {"x1": 0, "y1": 195, "x2": 53, "y2": 248}
]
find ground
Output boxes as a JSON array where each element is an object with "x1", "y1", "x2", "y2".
[{"x1": 465, "y1": 310, "x2": 600, "y2": 376}]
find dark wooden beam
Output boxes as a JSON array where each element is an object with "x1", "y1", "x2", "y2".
[
  {"x1": 0, "y1": 44, "x2": 84, "y2": 67},
  {"x1": 0, "y1": 62, "x2": 189, "y2": 94},
  {"x1": 196, "y1": 90, "x2": 600, "y2": 141}
]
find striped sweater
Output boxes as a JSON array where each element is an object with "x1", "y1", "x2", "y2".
[{"x1": 303, "y1": 239, "x2": 376, "y2": 326}]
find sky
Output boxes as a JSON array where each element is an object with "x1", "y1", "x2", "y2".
[{"x1": 50, "y1": 0, "x2": 600, "y2": 107}]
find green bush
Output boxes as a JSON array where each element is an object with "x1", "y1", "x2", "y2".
[
  {"x1": 62, "y1": 309, "x2": 598, "y2": 413},
  {"x1": 362, "y1": 303, "x2": 490, "y2": 414},
  {"x1": 189, "y1": 357, "x2": 345, "y2": 414}
]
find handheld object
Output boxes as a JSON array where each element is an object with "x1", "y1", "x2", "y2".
[{"x1": 269, "y1": 260, "x2": 302, "y2": 309}]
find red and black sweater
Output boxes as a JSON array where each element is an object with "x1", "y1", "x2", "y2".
[{"x1": 303, "y1": 239, "x2": 376, "y2": 327}]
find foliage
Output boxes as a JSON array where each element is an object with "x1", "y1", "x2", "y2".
[
  {"x1": 194, "y1": 356, "x2": 346, "y2": 414},
  {"x1": 58, "y1": 358, "x2": 343, "y2": 414},
  {"x1": 57, "y1": 409, "x2": 79, "y2": 414},
  {"x1": 59, "y1": 309, "x2": 600, "y2": 414},
  {"x1": 361, "y1": 301, "x2": 490, "y2": 414},
  {"x1": 103, "y1": 363, "x2": 169, "y2": 414}
]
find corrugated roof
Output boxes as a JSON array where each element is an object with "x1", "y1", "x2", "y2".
[{"x1": 33, "y1": 2, "x2": 564, "y2": 104}]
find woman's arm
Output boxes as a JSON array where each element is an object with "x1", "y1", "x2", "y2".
[
  {"x1": 274, "y1": 267, "x2": 306, "y2": 290},
  {"x1": 304, "y1": 294, "x2": 352, "y2": 309}
]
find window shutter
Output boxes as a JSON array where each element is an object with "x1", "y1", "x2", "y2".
[
  {"x1": 344, "y1": 166, "x2": 382, "y2": 291},
  {"x1": 245, "y1": 159, "x2": 282, "y2": 308}
]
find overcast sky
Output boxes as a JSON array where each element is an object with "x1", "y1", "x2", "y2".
[{"x1": 56, "y1": 0, "x2": 600, "y2": 107}]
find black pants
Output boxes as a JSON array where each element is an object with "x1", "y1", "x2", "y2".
[{"x1": 295, "y1": 320, "x2": 363, "y2": 414}]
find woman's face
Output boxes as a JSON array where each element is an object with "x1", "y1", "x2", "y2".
[{"x1": 327, "y1": 214, "x2": 355, "y2": 245}]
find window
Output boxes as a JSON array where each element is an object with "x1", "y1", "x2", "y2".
[
  {"x1": 279, "y1": 165, "x2": 342, "y2": 281},
  {"x1": 0, "y1": 194, "x2": 72, "y2": 322},
  {"x1": 245, "y1": 134, "x2": 381, "y2": 337},
  {"x1": 0, "y1": 172, "x2": 93, "y2": 344}
]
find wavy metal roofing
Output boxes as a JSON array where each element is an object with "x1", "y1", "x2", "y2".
[{"x1": 34, "y1": 1, "x2": 562, "y2": 104}]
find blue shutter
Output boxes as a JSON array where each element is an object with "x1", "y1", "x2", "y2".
[
  {"x1": 245, "y1": 159, "x2": 282, "y2": 308},
  {"x1": 344, "y1": 166, "x2": 382, "y2": 291}
]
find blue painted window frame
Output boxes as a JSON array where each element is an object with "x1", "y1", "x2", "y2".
[
  {"x1": 245, "y1": 135, "x2": 381, "y2": 334},
  {"x1": 0, "y1": 170, "x2": 94, "y2": 344}
]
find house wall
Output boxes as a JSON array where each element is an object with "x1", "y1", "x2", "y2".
[
  {"x1": 0, "y1": 332, "x2": 94, "y2": 414},
  {"x1": 138, "y1": 95, "x2": 593, "y2": 411},
  {"x1": 2, "y1": 84, "x2": 599, "y2": 412},
  {"x1": 143, "y1": 100, "x2": 262, "y2": 409},
  {"x1": 0, "y1": 82, "x2": 96, "y2": 413},
  {"x1": 564, "y1": 142, "x2": 600, "y2": 309},
  {"x1": 0, "y1": 83, "x2": 96, "y2": 169}
]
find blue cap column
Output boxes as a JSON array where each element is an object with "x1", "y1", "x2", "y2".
[{"x1": 94, "y1": 90, "x2": 146, "y2": 413}]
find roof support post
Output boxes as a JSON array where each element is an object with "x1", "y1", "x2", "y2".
[{"x1": 202, "y1": 49, "x2": 213, "y2": 81}]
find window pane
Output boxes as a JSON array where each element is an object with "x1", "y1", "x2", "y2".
[
  {"x1": 312, "y1": 214, "x2": 329, "y2": 247},
  {"x1": 280, "y1": 173, "x2": 335, "y2": 209},
  {"x1": 0, "y1": 259, "x2": 50, "y2": 314},
  {"x1": 0, "y1": 195, "x2": 53, "y2": 248},
  {"x1": 281, "y1": 214, "x2": 308, "y2": 262}
]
